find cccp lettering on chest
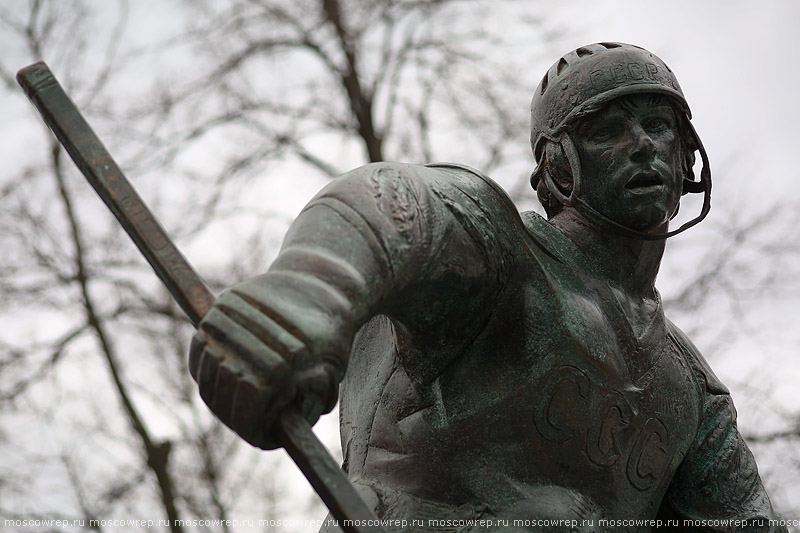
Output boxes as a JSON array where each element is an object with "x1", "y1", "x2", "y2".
[{"x1": 530, "y1": 341, "x2": 699, "y2": 493}]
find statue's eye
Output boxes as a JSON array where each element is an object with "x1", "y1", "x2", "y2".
[
  {"x1": 643, "y1": 117, "x2": 668, "y2": 133},
  {"x1": 590, "y1": 127, "x2": 613, "y2": 142}
]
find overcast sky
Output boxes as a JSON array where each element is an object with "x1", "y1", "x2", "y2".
[{"x1": 3, "y1": 0, "x2": 799, "y2": 527}]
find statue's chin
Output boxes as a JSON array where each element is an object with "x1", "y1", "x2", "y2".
[{"x1": 613, "y1": 207, "x2": 671, "y2": 233}]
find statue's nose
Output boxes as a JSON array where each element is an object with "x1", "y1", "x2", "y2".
[{"x1": 629, "y1": 126, "x2": 656, "y2": 163}]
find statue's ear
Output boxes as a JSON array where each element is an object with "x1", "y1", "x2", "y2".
[{"x1": 543, "y1": 140, "x2": 576, "y2": 194}]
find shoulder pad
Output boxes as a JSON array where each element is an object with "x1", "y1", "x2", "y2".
[
  {"x1": 667, "y1": 321, "x2": 729, "y2": 395},
  {"x1": 424, "y1": 161, "x2": 528, "y2": 243},
  {"x1": 425, "y1": 162, "x2": 519, "y2": 210}
]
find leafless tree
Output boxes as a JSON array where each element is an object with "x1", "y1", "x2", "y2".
[
  {"x1": 0, "y1": 1, "x2": 560, "y2": 531},
  {"x1": 135, "y1": 0, "x2": 556, "y2": 196},
  {"x1": 0, "y1": 1, "x2": 301, "y2": 531},
  {"x1": 2, "y1": 1, "x2": 798, "y2": 531}
]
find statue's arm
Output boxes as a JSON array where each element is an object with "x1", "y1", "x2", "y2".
[
  {"x1": 660, "y1": 326, "x2": 785, "y2": 531},
  {"x1": 188, "y1": 162, "x2": 516, "y2": 449}
]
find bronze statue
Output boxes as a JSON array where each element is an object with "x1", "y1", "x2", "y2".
[{"x1": 188, "y1": 43, "x2": 784, "y2": 531}]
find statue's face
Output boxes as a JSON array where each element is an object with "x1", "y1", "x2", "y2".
[{"x1": 571, "y1": 94, "x2": 684, "y2": 231}]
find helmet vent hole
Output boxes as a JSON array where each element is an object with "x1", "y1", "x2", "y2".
[
  {"x1": 556, "y1": 58, "x2": 568, "y2": 75},
  {"x1": 599, "y1": 42, "x2": 622, "y2": 49},
  {"x1": 540, "y1": 72, "x2": 549, "y2": 94},
  {"x1": 576, "y1": 47, "x2": 593, "y2": 57}
]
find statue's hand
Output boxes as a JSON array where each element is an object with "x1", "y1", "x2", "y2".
[{"x1": 188, "y1": 275, "x2": 348, "y2": 449}]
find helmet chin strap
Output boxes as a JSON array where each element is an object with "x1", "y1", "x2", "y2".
[{"x1": 541, "y1": 121, "x2": 711, "y2": 241}]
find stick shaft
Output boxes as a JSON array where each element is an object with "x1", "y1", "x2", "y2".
[
  {"x1": 17, "y1": 62, "x2": 385, "y2": 533},
  {"x1": 17, "y1": 62, "x2": 213, "y2": 326}
]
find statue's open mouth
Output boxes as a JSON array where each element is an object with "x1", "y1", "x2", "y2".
[{"x1": 626, "y1": 170, "x2": 663, "y2": 189}]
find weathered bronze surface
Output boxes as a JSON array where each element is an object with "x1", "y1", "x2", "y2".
[
  {"x1": 17, "y1": 62, "x2": 387, "y2": 533},
  {"x1": 187, "y1": 43, "x2": 786, "y2": 531}
]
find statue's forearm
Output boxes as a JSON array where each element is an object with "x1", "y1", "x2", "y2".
[
  {"x1": 226, "y1": 161, "x2": 516, "y2": 391},
  {"x1": 182, "y1": 163, "x2": 430, "y2": 450}
]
